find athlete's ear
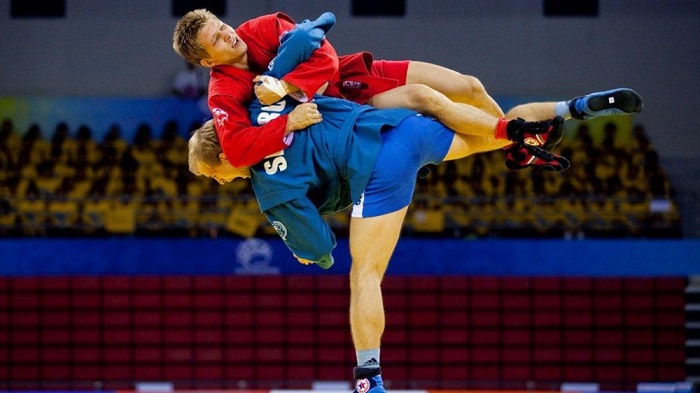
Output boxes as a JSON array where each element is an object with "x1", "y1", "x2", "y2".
[
  {"x1": 218, "y1": 152, "x2": 229, "y2": 164},
  {"x1": 200, "y1": 58, "x2": 214, "y2": 68}
]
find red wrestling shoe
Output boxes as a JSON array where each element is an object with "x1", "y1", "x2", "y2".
[
  {"x1": 505, "y1": 143, "x2": 570, "y2": 172},
  {"x1": 507, "y1": 116, "x2": 565, "y2": 151}
]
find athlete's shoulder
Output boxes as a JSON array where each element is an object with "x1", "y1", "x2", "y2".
[
  {"x1": 238, "y1": 12, "x2": 294, "y2": 31},
  {"x1": 209, "y1": 66, "x2": 256, "y2": 98}
]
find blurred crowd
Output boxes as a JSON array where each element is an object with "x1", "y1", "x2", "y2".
[{"x1": 0, "y1": 117, "x2": 681, "y2": 239}]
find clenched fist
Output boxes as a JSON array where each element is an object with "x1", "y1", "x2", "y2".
[{"x1": 285, "y1": 103, "x2": 323, "y2": 133}]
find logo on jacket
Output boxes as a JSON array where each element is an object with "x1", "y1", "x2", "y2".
[
  {"x1": 271, "y1": 221, "x2": 287, "y2": 240},
  {"x1": 263, "y1": 150, "x2": 288, "y2": 175},
  {"x1": 211, "y1": 107, "x2": 229, "y2": 127}
]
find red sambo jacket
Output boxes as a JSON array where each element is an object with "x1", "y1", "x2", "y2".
[{"x1": 208, "y1": 13, "x2": 401, "y2": 167}]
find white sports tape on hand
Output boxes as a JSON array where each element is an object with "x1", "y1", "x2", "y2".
[{"x1": 258, "y1": 75, "x2": 287, "y2": 97}]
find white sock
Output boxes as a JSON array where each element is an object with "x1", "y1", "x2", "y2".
[
  {"x1": 356, "y1": 349, "x2": 380, "y2": 368},
  {"x1": 554, "y1": 101, "x2": 572, "y2": 119}
]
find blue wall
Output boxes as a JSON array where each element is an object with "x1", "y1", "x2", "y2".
[
  {"x1": 1, "y1": 238, "x2": 698, "y2": 277},
  {"x1": 0, "y1": 96, "x2": 209, "y2": 141}
]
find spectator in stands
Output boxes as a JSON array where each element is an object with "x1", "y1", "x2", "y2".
[
  {"x1": 50, "y1": 122, "x2": 75, "y2": 163},
  {"x1": 47, "y1": 181, "x2": 79, "y2": 235},
  {"x1": 0, "y1": 194, "x2": 15, "y2": 234},
  {"x1": 99, "y1": 124, "x2": 127, "y2": 167},
  {"x1": 0, "y1": 119, "x2": 19, "y2": 169},
  {"x1": 0, "y1": 120, "x2": 17, "y2": 233},
  {"x1": 158, "y1": 120, "x2": 188, "y2": 166},
  {"x1": 75, "y1": 125, "x2": 98, "y2": 167},
  {"x1": 16, "y1": 180, "x2": 46, "y2": 235},
  {"x1": 18, "y1": 124, "x2": 48, "y2": 167},
  {"x1": 171, "y1": 61, "x2": 206, "y2": 99},
  {"x1": 601, "y1": 121, "x2": 622, "y2": 155},
  {"x1": 119, "y1": 147, "x2": 139, "y2": 175},
  {"x1": 131, "y1": 123, "x2": 160, "y2": 171}
]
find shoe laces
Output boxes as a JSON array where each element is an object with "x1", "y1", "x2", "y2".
[
  {"x1": 524, "y1": 119, "x2": 552, "y2": 134},
  {"x1": 523, "y1": 144, "x2": 555, "y2": 161}
]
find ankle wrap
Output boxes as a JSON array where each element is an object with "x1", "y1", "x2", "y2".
[{"x1": 353, "y1": 366, "x2": 382, "y2": 379}]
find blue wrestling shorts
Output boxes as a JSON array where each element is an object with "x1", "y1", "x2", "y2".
[{"x1": 351, "y1": 114, "x2": 453, "y2": 218}]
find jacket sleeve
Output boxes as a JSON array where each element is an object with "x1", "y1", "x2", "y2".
[
  {"x1": 267, "y1": 12, "x2": 336, "y2": 80},
  {"x1": 272, "y1": 13, "x2": 339, "y2": 102},
  {"x1": 264, "y1": 197, "x2": 336, "y2": 269},
  {"x1": 209, "y1": 93, "x2": 291, "y2": 167}
]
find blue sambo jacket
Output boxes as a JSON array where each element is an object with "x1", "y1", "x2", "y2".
[{"x1": 246, "y1": 13, "x2": 415, "y2": 269}]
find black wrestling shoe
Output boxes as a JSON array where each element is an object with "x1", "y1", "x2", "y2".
[
  {"x1": 507, "y1": 116, "x2": 565, "y2": 151},
  {"x1": 352, "y1": 366, "x2": 385, "y2": 393},
  {"x1": 569, "y1": 88, "x2": 644, "y2": 120}
]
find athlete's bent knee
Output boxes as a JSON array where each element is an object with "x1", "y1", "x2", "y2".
[
  {"x1": 403, "y1": 84, "x2": 447, "y2": 114},
  {"x1": 460, "y1": 75, "x2": 488, "y2": 99}
]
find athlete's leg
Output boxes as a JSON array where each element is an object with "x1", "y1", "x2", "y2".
[
  {"x1": 405, "y1": 61, "x2": 505, "y2": 118},
  {"x1": 444, "y1": 122, "x2": 571, "y2": 172},
  {"x1": 348, "y1": 207, "x2": 408, "y2": 352},
  {"x1": 367, "y1": 84, "x2": 501, "y2": 138},
  {"x1": 503, "y1": 88, "x2": 644, "y2": 154},
  {"x1": 505, "y1": 102, "x2": 557, "y2": 121},
  {"x1": 443, "y1": 134, "x2": 509, "y2": 161},
  {"x1": 369, "y1": 90, "x2": 568, "y2": 171},
  {"x1": 366, "y1": 81, "x2": 566, "y2": 146},
  {"x1": 506, "y1": 88, "x2": 644, "y2": 121}
]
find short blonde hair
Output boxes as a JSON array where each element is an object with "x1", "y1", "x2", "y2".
[
  {"x1": 173, "y1": 8, "x2": 218, "y2": 65},
  {"x1": 188, "y1": 119, "x2": 223, "y2": 175}
]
